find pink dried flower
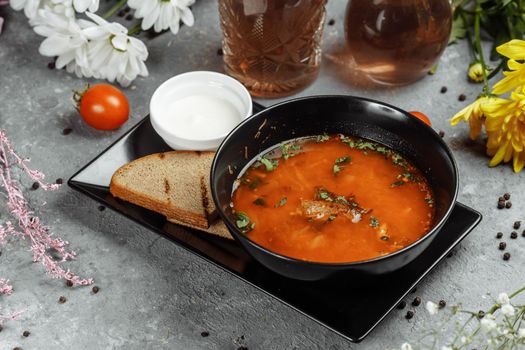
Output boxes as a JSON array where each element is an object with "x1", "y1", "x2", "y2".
[
  {"x1": 0, "y1": 129, "x2": 93, "y2": 286},
  {"x1": 0, "y1": 279, "x2": 12, "y2": 295},
  {"x1": 0, "y1": 308, "x2": 23, "y2": 327}
]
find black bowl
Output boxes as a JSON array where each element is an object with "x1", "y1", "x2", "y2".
[{"x1": 210, "y1": 95, "x2": 458, "y2": 281}]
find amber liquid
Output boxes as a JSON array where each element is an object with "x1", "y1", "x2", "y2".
[
  {"x1": 219, "y1": 0, "x2": 326, "y2": 98},
  {"x1": 345, "y1": 0, "x2": 451, "y2": 86}
]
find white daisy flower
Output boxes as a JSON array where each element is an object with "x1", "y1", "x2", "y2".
[
  {"x1": 128, "y1": 0, "x2": 195, "y2": 34},
  {"x1": 400, "y1": 343, "x2": 413, "y2": 350},
  {"x1": 10, "y1": 0, "x2": 44, "y2": 18},
  {"x1": 83, "y1": 12, "x2": 148, "y2": 87},
  {"x1": 425, "y1": 301, "x2": 439, "y2": 315},
  {"x1": 497, "y1": 292, "x2": 510, "y2": 305},
  {"x1": 33, "y1": 6, "x2": 93, "y2": 78},
  {"x1": 480, "y1": 318, "x2": 497, "y2": 333},
  {"x1": 518, "y1": 328, "x2": 525, "y2": 339},
  {"x1": 11, "y1": 0, "x2": 79, "y2": 22},
  {"x1": 501, "y1": 303, "x2": 515, "y2": 316},
  {"x1": 29, "y1": 0, "x2": 75, "y2": 26},
  {"x1": 72, "y1": 0, "x2": 98, "y2": 12}
]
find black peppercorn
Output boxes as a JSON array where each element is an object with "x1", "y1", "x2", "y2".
[
  {"x1": 66, "y1": 280, "x2": 73, "y2": 287},
  {"x1": 62, "y1": 127, "x2": 73, "y2": 135},
  {"x1": 397, "y1": 301, "x2": 406, "y2": 310},
  {"x1": 405, "y1": 310, "x2": 414, "y2": 319},
  {"x1": 98, "y1": 205, "x2": 106, "y2": 212},
  {"x1": 92, "y1": 286, "x2": 100, "y2": 294},
  {"x1": 117, "y1": 9, "x2": 125, "y2": 16},
  {"x1": 496, "y1": 232, "x2": 503, "y2": 239},
  {"x1": 201, "y1": 331, "x2": 209, "y2": 337},
  {"x1": 125, "y1": 14, "x2": 133, "y2": 20},
  {"x1": 328, "y1": 18, "x2": 335, "y2": 26},
  {"x1": 440, "y1": 86, "x2": 447, "y2": 93},
  {"x1": 58, "y1": 296, "x2": 66, "y2": 304},
  {"x1": 497, "y1": 201, "x2": 505, "y2": 209},
  {"x1": 504, "y1": 193, "x2": 511, "y2": 200},
  {"x1": 477, "y1": 310, "x2": 485, "y2": 319},
  {"x1": 217, "y1": 48, "x2": 223, "y2": 56},
  {"x1": 503, "y1": 252, "x2": 511, "y2": 261},
  {"x1": 499, "y1": 196, "x2": 505, "y2": 202},
  {"x1": 438, "y1": 130, "x2": 445, "y2": 138},
  {"x1": 47, "y1": 61, "x2": 55, "y2": 69},
  {"x1": 506, "y1": 201, "x2": 512, "y2": 208},
  {"x1": 237, "y1": 347, "x2": 248, "y2": 350},
  {"x1": 412, "y1": 297, "x2": 421, "y2": 306},
  {"x1": 13, "y1": 347, "x2": 22, "y2": 350},
  {"x1": 439, "y1": 300, "x2": 446, "y2": 308},
  {"x1": 458, "y1": 94, "x2": 466, "y2": 101},
  {"x1": 499, "y1": 242, "x2": 507, "y2": 250},
  {"x1": 514, "y1": 221, "x2": 521, "y2": 229},
  {"x1": 55, "y1": 178, "x2": 63, "y2": 185},
  {"x1": 0, "y1": 325, "x2": 3, "y2": 332},
  {"x1": 31, "y1": 182, "x2": 39, "y2": 190},
  {"x1": 22, "y1": 331, "x2": 30, "y2": 337},
  {"x1": 511, "y1": 231, "x2": 518, "y2": 239},
  {"x1": 522, "y1": 230, "x2": 525, "y2": 237}
]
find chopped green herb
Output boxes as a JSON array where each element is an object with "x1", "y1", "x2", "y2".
[
  {"x1": 370, "y1": 216, "x2": 379, "y2": 228},
  {"x1": 253, "y1": 198, "x2": 266, "y2": 206},
  {"x1": 241, "y1": 176, "x2": 263, "y2": 190},
  {"x1": 317, "y1": 189, "x2": 333, "y2": 202},
  {"x1": 259, "y1": 157, "x2": 279, "y2": 171},
  {"x1": 235, "y1": 212, "x2": 255, "y2": 233},
  {"x1": 391, "y1": 180, "x2": 406, "y2": 187},
  {"x1": 335, "y1": 195, "x2": 349, "y2": 205},
  {"x1": 335, "y1": 156, "x2": 351, "y2": 164},
  {"x1": 316, "y1": 133, "x2": 330, "y2": 143},
  {"x1": 314, "y1": 187, "x2": 369, "y2": 214},
  {"x1": 275, "y1": 197, "x2": 287, "y2": 207},
  {"x1": 333, "y1": 156, "x2": 351, "y2": 175},
  {"x1": 425, "y1": 197, "x2": 434, "y2": 205},
  {"x1": 327, "y1": 214, "x2": 336, "y2": 222},
  {"x1": 281, "y1": 142, "x2": 302, "y2": 160}
]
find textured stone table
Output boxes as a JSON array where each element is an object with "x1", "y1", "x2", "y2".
[{"x1": 0, "y1": 1, "x2": 523, "y2": 349}]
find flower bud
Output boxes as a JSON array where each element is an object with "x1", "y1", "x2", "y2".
[{"x1": 468, "y1": 62, "x2": 489, "y2": 83}]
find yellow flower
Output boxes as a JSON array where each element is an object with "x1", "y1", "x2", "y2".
[
  {"x1": 450, "y1": 96, "x2": 492, "y2": 140},
  {"x1": 468, "y1": 62, "x2": 489, "y2": 83},
  {"x1": 492, "y1": 40, "x2": 525, "y2": 94},
  {"x1": 483, "y1": 88, "x2": 525, "y2": 172}
]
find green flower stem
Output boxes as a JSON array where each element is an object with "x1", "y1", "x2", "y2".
[
  {"x1": 103, "y1": 0, "x2": 128, "y2": 19},
  {"x1": 128, "y1": 23, "x2": 142, "y2": 36},
  {"x1": 474, "y1": 0, "x2": 490, "y2": 95}
]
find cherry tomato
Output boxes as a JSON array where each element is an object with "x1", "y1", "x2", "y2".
[
  {"x1": 77, "y1": 84, "x2": 129, "y2": 130},
  {"x1": 408, "y1": 111, "x2": 432, "y2": 126}
]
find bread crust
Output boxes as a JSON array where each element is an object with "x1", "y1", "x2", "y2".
[{"x1": 109, "y1": 151, "x2": 217, "y2": 230}]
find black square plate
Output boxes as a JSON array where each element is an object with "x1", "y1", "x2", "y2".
[{"x1": 68, "y1": 103, "x2": 482, "y2": 342}]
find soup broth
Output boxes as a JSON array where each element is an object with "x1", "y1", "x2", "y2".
[{"x1": 231, "y1": 135, "x2": 435, "y2": 263}]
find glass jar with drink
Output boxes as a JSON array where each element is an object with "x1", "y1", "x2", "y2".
[{"x1": 218, "y1": 0, "x2": 327, "y2": 98}]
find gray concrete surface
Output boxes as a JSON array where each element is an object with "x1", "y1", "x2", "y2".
[{"x1": 0, "y1": 1, "x2": 523, "y2": 349}]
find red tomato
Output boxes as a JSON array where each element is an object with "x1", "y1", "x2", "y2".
[
  {"x1": 408, "y1": 111, "x2": 432, "y2": 126},
  {"x1": 78, "y1": 84, "x2": 129, "y2": 130}
]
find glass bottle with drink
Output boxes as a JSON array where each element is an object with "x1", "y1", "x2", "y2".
[{"x1": 344, "y1": 0, "x2": 452, "y2": 86}]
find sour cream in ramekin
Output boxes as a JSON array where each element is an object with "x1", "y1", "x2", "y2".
[{"x1": 150, "y1": 71, "x2": 252, "y2": 150}]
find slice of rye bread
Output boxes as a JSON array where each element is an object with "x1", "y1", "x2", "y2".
[{"x1": 110, "y1": 151, "x2": 218, "y2": 230}]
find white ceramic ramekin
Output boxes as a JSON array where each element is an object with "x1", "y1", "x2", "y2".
[{"x1": 150, "y1": 71, "x2": 253, "y2": 151}]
